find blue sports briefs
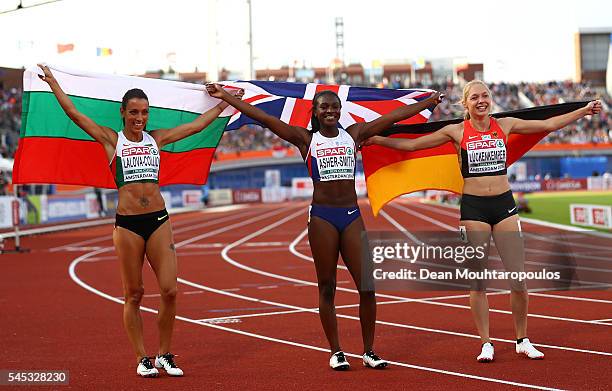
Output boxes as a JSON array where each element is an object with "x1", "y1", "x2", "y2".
[{"x1": 308, "y1": 204, "x2": 361, "y2": 232}]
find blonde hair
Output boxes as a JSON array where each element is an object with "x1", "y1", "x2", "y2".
[{"x1": 461, "y1": 80, "x2": 491, "y2": 120}]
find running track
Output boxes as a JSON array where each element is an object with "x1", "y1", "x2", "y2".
[{"x1": 2, "y1": 199, "x2": 611, "y2": 390}]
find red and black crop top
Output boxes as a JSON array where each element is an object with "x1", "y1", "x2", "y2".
[{"x1": 460, "y1": 118, "x2": 507, "y2": 178}]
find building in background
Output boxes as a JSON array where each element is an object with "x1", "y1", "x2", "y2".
[
  {"x1": 454, "y1": 62, "x2": 484, "y2": 84},
  {"x1": 575, "y1": 27, "x2": 612, "y2": 86},
  {"x1": 0, "y1": 67, "x2": 24, "y2": 90}
]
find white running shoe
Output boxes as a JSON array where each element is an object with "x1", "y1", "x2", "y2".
[
  {"x1": 136, "y1": 357, "x2": 159, "y2": 377},
  {"x1": 329, "y1": 351, "x2": 350, "y2": 371},
  {"x1": 477, "y1": 342, "x2": 494, "y2": 363},
  {"x1": 516, "y1": 338, "x2": 544, "y2": 359},
  {"x1": 155, "y1": 352, "x2": 184, "y2": 376},
  {"x1": 362, "y1": 351, "x2": 388, "y2": 369}
]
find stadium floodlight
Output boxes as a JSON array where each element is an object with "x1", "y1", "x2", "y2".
[
  {"x1": 0, "y1": 0, "x2": 21, "y2": 13},
  {"x1": 0, "y1": 0, "x2": 62, "y2": 14},
  {"x1": 20, "y1": 0, "x2": 60, "y2": 6}
]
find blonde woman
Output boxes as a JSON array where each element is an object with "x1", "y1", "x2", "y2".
[{"x1": 364, "y1": 80, "x2": 601, "y2": 362}]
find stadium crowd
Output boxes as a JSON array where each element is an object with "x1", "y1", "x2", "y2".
[
  {"x1": 0, "y1": 87, "x2": 21, "y2": 159},
  {"x1": 1, "y1": 80, "x2": 610, "y2": 158},
  {"x1": 428, "y1": 80, "x2": 611, "y2": 145}
]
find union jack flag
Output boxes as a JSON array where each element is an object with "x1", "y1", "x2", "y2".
[{"x1": 221, "y1": 80, "x2": 435, "y2": 130}]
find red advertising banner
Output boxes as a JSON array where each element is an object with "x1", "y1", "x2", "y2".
[
  {"x1": 542, "y1": 178, "x2": 588, "y2": 191},
  {"x1": 232, "y1": 189, "x2": 262, "y2": 204}
]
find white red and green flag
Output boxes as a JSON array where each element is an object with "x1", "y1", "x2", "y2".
[{"x1": 13, "y1": 65, "x2": 233, "y2": 188}]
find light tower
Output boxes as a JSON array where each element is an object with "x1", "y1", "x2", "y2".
[
  {"x1": 334, "y1": 17, "x2": 345, "y2": 83},
  {"x1": 335, "y1": 17, "x2": 345, "y2": 66}
]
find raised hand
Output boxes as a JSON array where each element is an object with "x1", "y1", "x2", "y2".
[
  {"x1": 205, "y1": 83, "x2": 228, "y2": 99},
  {"x1": 431, "y1": 91, "x2": 444, "y2": 105},
  {"x1": 232, "y1": 88, "x2": 245, "y2": 100},
  {"x1": 360, "y1": 136, "x2": 383, "y2": 147},
  {"x1": 585, "y1": 100, "x2": 602, "y2": 116},
  {"x1": 37, "y1": 63, "x2": 56, "y2": 84}
]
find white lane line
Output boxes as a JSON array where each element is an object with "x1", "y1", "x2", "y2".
[
  {"x1": 194, "y1": 299, "x2": 414, "y2": 323},
  {"x1": 391, "y1": 202, "x2": 457, "y2": 230},
  {"x1": 223, "y1": 210, "x2": 466, "y2": 303},
  {"x1": 287, "y1": 206, "x2": 608, "y2": 326},
  {"x1": 200, "y1": 318, "x2": 242, "y2": 324},
  {"x1": 391, "y1": 202, "x2": 609, "y2": 283},
  {"x1": 397, "y1": 202, "x2": 612, "y2": 300},
  {"x1": 68, "y1": 247, "x2": 559, "y2": 390},
  {"x1": 523, "y1": 231, "x2": 612, "y2": 252},
  {"x1": 378, "y1": 209, "x2": 426, "y2": 244},
  {"x1": 288, "y1": 228, "x2": 346, "y2": 271},
  {"x1": 290, "y1": 227, "x2": 511, "y2": 296},
  {"x1": 50, "y1": 207, "x2": 260, "y2": 252},
  {"x1": 521, "y1": 216, "x2": 612, "y2": 238},
  {"x1": 81, "y1": 256, "x2": 116, "y2": 262},
  {"x1": 244, "y1": 242, "x2": 288, "y2": 247},
  {"x1": 415, "y1": 201, "x2": 612, "y2": 243},
  {"x1": 524, "y1": 247, "x2": 612, "y2": 265},
  {"x1": 528, "y1": 292, "x2": 612, "y2": 305},
  {"x1": 386, "y1": 203, "x2": 612, "y2": 324},
  {"x1": 46, "y1": 207, "x2": 213, "y2": 251},
  {"x1": 174, "y1": 207, "x2": 294, "y2": 248},
  {"x1": 216, "y1": 207, "x2": 612, "y2": 354},
  {"x1": 51, "y1": 239, "x2": 110, "y2": 252},
  {"x1": 193, "y1": 295, "x2": 540, "y2": 324},
  {"x1": 181, "y1": 243, "x2": 227, "y2": 248},
  {"x1": 61, "y1": 246, "x2": 105, "y2": 252}
]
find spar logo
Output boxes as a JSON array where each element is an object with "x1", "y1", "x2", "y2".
[
  {"x1": 467, "y1": 139, "x2": 504, "y2": 150},
  {"x1": 316, "y1": 146, "x2": 353, "y2": 158},
  {"x1": 122, "y1": 145, "x2": 158, "y2": 157}
]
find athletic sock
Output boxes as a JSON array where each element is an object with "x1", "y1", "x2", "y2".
[{"x1": 517, "y1": 337, "x2": 526, "y2": 344}]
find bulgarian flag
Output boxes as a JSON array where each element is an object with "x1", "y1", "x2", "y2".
[
  {"x1": 362, "y1": 101, "x2": 591, "y2": 215},
  {"x1": 13, "y1": 65, "x2": 234, "y2": 188}
]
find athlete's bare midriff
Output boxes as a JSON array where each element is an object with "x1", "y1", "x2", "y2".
[
  {"x1": 462, "y1": 175, "x2": 511, "y2": 196},
  {"x1": 312, "y1": 180, "x2": 358, "y2": 206},
  {"x1": 116, "y1": 182, "x2": 166, "y2": 215}
]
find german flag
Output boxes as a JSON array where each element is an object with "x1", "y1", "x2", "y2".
[{"x1": 362, "y1": 102, "x2": 590, "y2": 216}]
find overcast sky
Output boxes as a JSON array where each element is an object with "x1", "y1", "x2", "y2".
[{"x1": 0, "y1": 0, "x2": 610, "y2": 82}]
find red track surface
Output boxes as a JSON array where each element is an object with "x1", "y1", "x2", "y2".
[{"x1": 2, "y1": 200, "x2": 611, "y2": 390}]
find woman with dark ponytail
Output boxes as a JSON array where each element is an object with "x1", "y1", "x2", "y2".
[
  {"x1": 207, "y1": 83, "x2": 441, "y2": 370},
  {"x1": 37, "y1": 64, "x2": 242, "y2": 378}
]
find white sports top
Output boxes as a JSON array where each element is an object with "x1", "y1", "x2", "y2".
[
  {"x1": 111, "y1": 131, "x2": 160, "y2": 188},
  {"x1": 305, "y1": 128, "x2": 356, "y2": 182}
]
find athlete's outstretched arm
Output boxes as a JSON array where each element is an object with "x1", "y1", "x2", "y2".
[
  {"x1": 37, "y1": 64, "x2": 117, "y2": 151},
  {"x1": 499, "y1": 100, "x2": 602, "y2": 135},
  {"x1": 206, "y1": 83, "x2": 310, "y2": 152},
  {"x1": 152, "y1": 90, "x2": 243, "y2": 148},
  {"x1": 362, "y1": 123, "x2": 460, "y2": 151},
  {"x1": 350, "y1": 92, "x2": 443, "y2": 143}
]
